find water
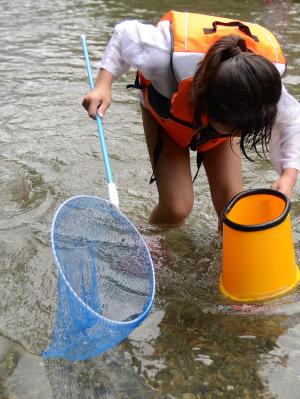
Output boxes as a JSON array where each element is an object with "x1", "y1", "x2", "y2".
[{"x1": 1, "y1": 0, "x2": 300, "y2": 397}]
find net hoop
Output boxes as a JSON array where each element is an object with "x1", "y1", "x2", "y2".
[{"x1": 51, "y1": 195, "x2": 155, "y2": 328}]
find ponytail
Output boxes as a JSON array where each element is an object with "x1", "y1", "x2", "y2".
[{"x1": 193, "y1": 34, "x2": 250, "y2": 99}]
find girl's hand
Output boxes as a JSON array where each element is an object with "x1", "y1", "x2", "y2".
[
  {"x1": 82, "y1": 69, "x2": 114, "y2": 119},
  {"x1": 271, "y1": 168, "x2": 298, "y2": 198}
]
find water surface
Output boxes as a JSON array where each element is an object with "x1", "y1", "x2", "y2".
[{"x1": 1, "y1": 0, "x2": 300, "y2": 398}]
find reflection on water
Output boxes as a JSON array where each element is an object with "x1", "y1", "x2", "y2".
[{"x1": 1, "y1": 0, "x2": 300, "y2": 397}]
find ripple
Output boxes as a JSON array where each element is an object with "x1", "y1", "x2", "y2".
[
  {"x1": 0, "y1": 158, "x2": 57, "y2": 230},
  {"x1": 1, "y1": 0, "x2": 300, "y2": 397}
]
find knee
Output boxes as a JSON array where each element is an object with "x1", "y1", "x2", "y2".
[{"x1": 163, "y1": 196, "x2": 194, "y2": 224}]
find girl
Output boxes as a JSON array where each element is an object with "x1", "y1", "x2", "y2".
[{"x1": 82, "y1": 11, "x2": 300, "y2": 228}]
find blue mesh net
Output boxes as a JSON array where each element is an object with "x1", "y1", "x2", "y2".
[{"x1": 43, "y1": 196, "x2": 155, "y2": 361}]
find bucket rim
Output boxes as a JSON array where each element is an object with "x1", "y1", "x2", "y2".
[{"x1": 222, "y1": 188, "x2": 290, "y2": 232}]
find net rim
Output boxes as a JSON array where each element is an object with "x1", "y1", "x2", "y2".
[{"x1": 51, "y1": 195, "x2": 155, "y2": 327}]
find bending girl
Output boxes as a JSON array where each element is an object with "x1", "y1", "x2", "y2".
[{"x1": 82, "y1": 11, "x2": 300, "y2": 228}]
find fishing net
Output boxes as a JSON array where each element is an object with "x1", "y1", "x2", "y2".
[{"x1": 43, "y1": 195, "x2": 155, "y2": 361}]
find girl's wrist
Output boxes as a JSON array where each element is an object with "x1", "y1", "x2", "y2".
[
  {"x1": 281, "y1": 168, "x2": 299, "y2": 185},
  {"x1": 96, "y1": 68, "x2": 114, "y2": 87}
]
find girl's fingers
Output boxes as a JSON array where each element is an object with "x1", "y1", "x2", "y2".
[{"x1": 97, "y1": 100, "x2": 111, "y2": 118}]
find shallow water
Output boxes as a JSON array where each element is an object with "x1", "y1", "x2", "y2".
[{"x1": 1, "y1": 0, "x2": 300, "y2": 397}]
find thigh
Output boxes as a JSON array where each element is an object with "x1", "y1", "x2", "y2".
[
  {"x1": 141, "y1": 106, "x2": 194, "y2": 209},
  {"x1": 203, "y1": 138, "x2": 243, "y2": 219}
]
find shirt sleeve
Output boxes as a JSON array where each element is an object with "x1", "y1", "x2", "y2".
[
  {"x1": 269, "y1": 85, "x2": 300, "y2": 175},
  {"x1": 99, "y1": 19, "x2": 171, "y2": 79}
]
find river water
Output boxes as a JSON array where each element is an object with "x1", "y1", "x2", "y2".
[{"x1": 1, "y1": 0, "x2": 300, "y2": 398}]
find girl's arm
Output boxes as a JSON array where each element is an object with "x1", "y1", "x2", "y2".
[
  {"x1": 271, "y1": 167, "x2": 299, "y2": 198},
  {"x1": 269, "y1": 85, "x2": 300, "y2": 197},
  {"x1": 82, "y1": 19, "x2": 171, "y2": 119}
]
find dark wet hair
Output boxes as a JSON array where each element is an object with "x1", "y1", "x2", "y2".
[{"x1": 192, "y1": 34, "x2": 282, "y2": 160}]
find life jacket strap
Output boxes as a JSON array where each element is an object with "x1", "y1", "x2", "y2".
[
  {"x1": 192, "y1": 152, "x2": 204, "y2": 183},
  {"x1": 190, "y1": 131, "x2": 212, "y2": 150},
  {"x1": 149, "y1": 130, "x2": 203, "y2": 184},
  {"x1": 126, "y1": 71, "x2": 144, "y2": 90},
  {"x1": 149, "y1": 126, "x2": 164, "y2": 184}
]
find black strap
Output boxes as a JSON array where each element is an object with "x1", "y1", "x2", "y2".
[
  {"x1": 192, "y1": 152, "x2": 204, "y2": 183},
  {"x1": 203, "y1": 21, "x2": 259, "y2": 42},
  {"x1": 149, "y1": 127, "x2": 164, "y2": 184},
  {"x1": 190, "y1": 132, "x2": 212, "y2": 151},
  {"x1": 149, "y1": 132, "x2": 203, "y2": 184},
  {"x1": 126, "y1": 71, "x2": 144, "y2": 90}
]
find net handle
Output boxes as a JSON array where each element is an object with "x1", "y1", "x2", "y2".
[{"x1": 81, "y1": 35, "x2": 119, "y2": 209}]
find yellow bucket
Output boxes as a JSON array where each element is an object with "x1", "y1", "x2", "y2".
[{"x1": 220, "y1": 189, "x2": 300, "y2": 301}]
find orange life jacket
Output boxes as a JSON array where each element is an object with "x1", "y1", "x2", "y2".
[{"x1": 138, "y1": 10, "x2": 286, "y2": 153}]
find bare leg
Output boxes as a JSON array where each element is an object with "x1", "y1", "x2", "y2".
[
  {"x1": 203, "y1": 138, "x2": 243, "y2": 228},
  {"x1": 141, "y1": 107, "x2": 194, "y2": 227}
]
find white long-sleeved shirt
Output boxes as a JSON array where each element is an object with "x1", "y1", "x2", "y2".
[{"x1": 100, "y1": 20, "x2": 300, "y2": 175}]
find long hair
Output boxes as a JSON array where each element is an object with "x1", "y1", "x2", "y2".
[{"x1": 192, "y1": 34, "x2": 282, "y2": 160}]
